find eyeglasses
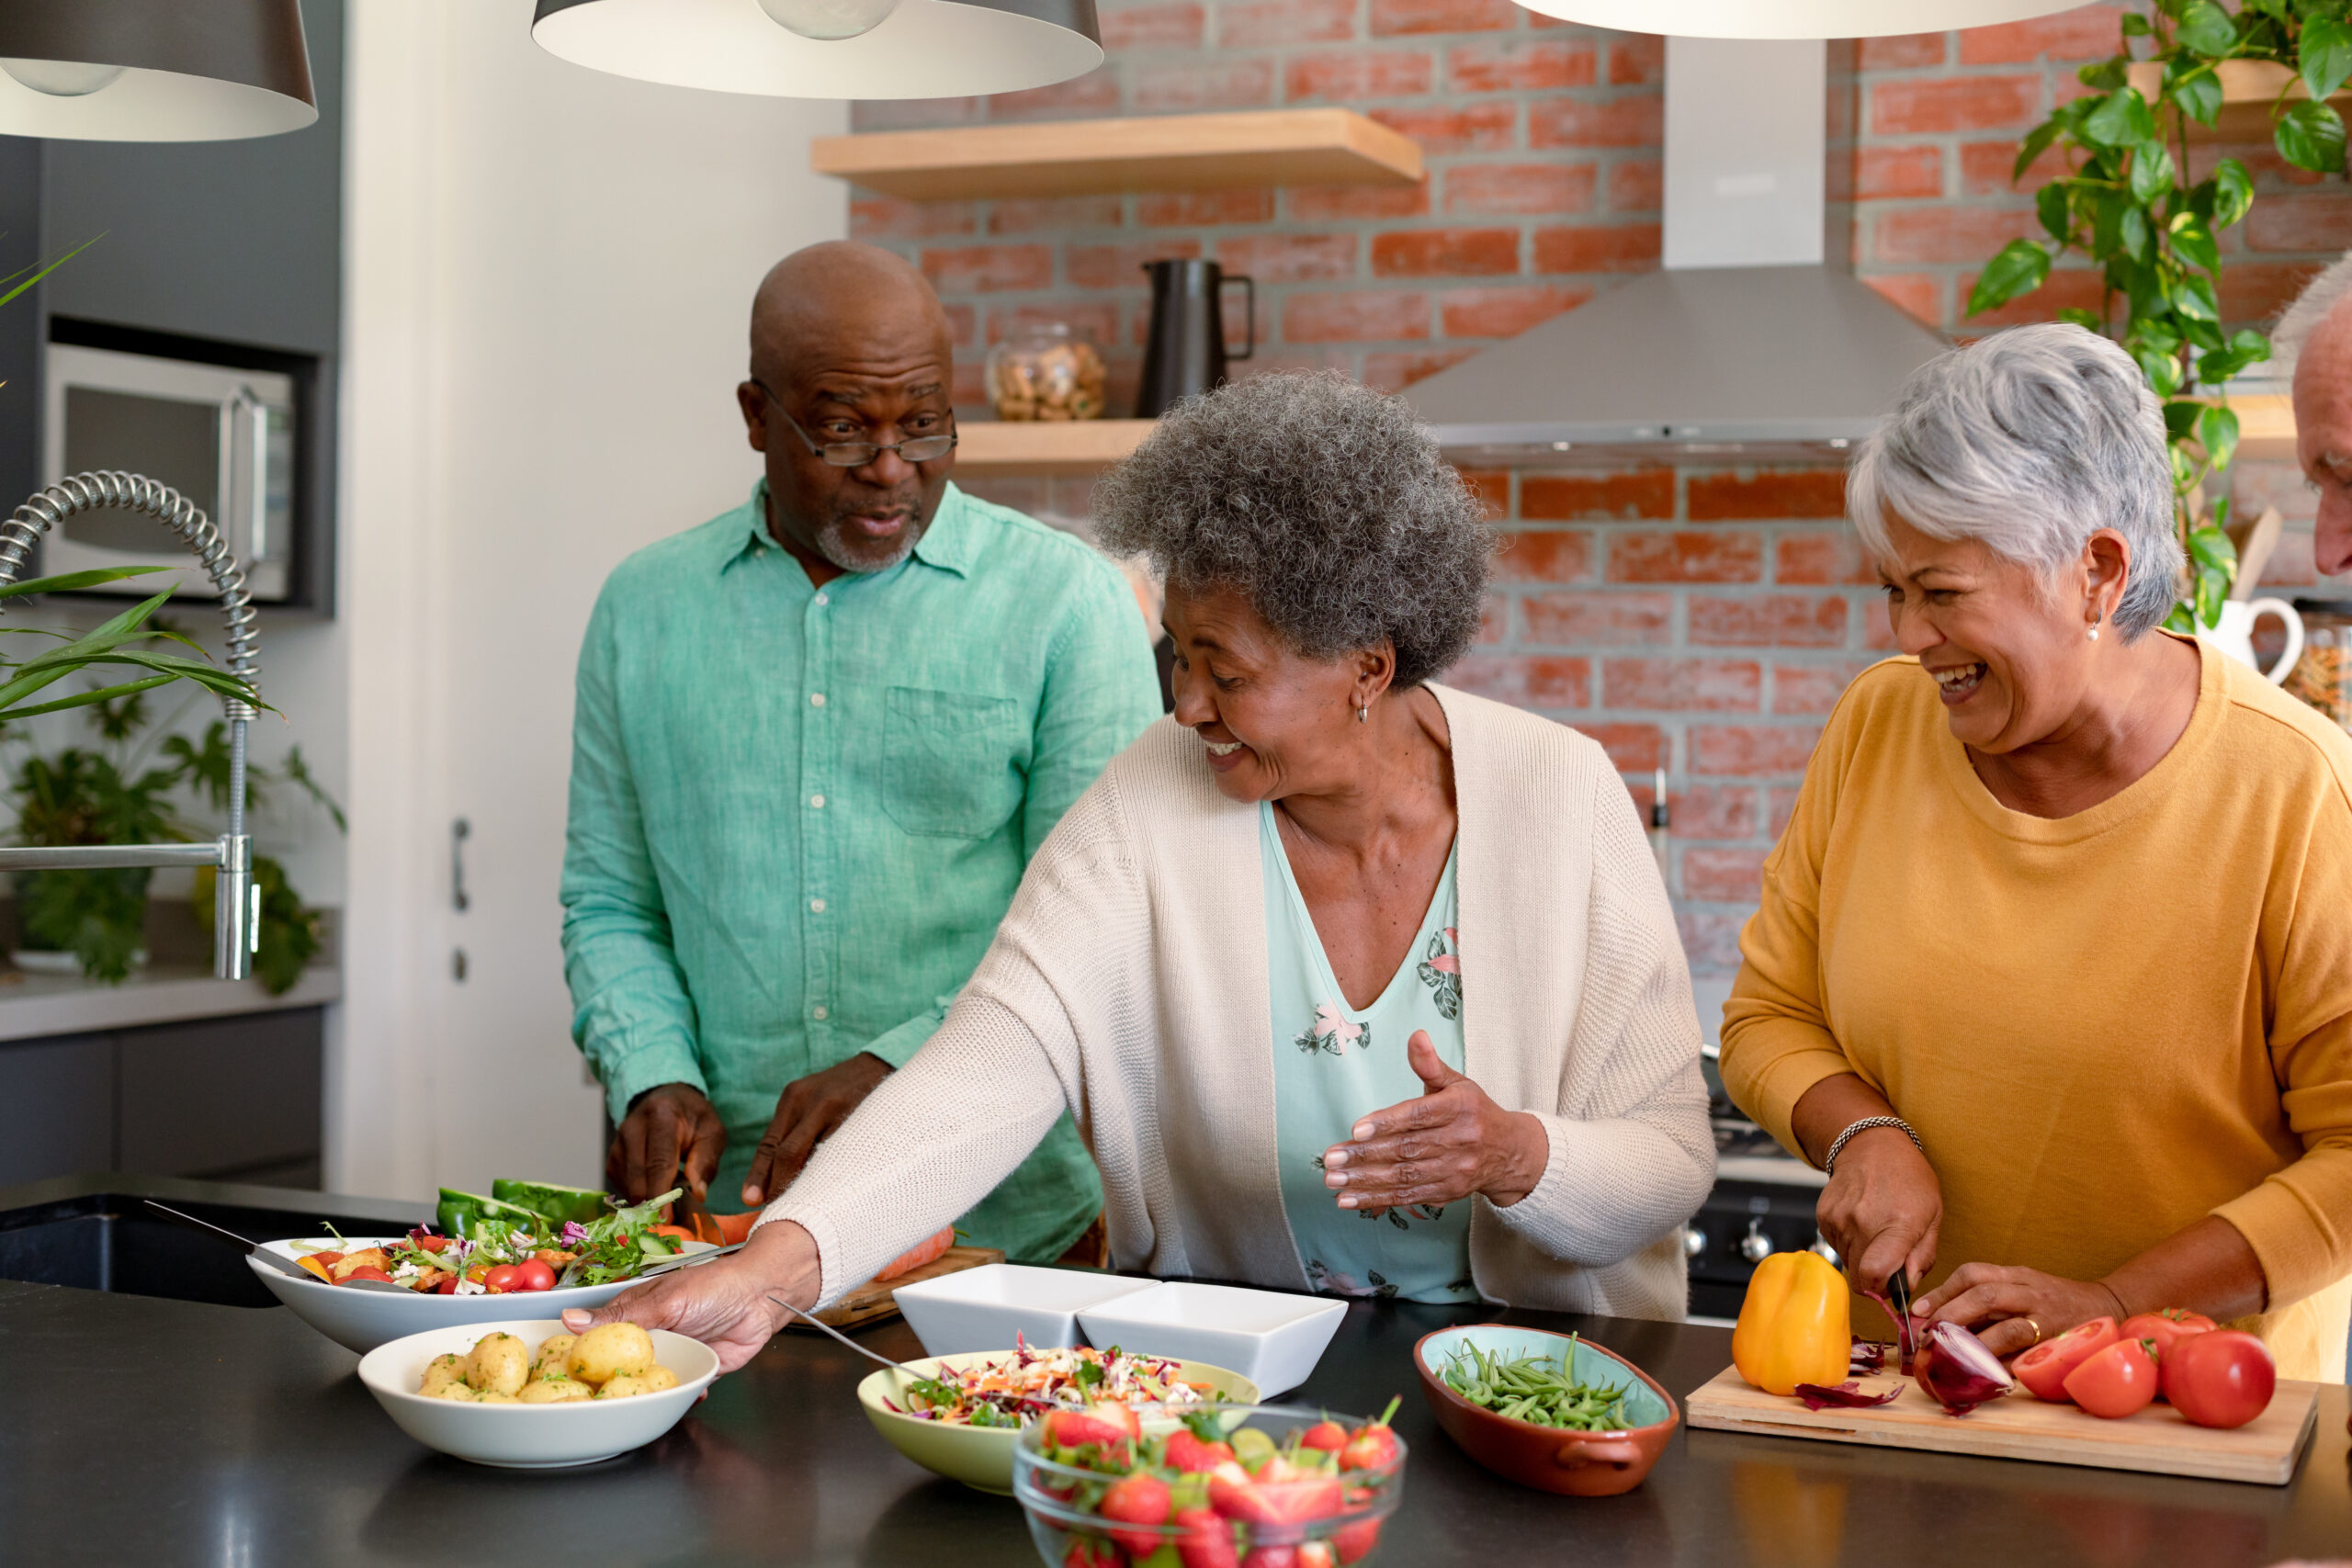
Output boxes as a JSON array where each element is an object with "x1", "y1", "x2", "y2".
[{"x1": 752, "y1": 378, "x2": 957, "y2": 468}]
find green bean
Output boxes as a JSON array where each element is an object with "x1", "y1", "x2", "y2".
[{"x1": 1439, "y1": 1337, "x2": 1632, "y2": 1432}]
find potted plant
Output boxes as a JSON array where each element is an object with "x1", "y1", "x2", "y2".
[{"x1": 1969, "y1": 0, "x2": 2350, "y2": 627}]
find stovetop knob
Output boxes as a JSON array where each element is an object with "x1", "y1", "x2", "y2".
[
  {"x1": 1739, "y1": 1219, "x2": 1772, "y2": 1264},
  {"x1": 1682, "y1": 1225, "x2": 1707, "y2": 1258},
  {"x1": 1809, "y1": 1232, "x2": 1839, "y2": 1268}
]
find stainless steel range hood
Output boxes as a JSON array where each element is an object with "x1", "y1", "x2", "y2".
[{"x1": 1406, "y1": 37, "x2": 1948, "y2": 462}]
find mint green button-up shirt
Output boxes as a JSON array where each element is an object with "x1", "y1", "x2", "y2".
[{"x1": 560, "y1": 479, "x2": 1161, "y2": 1261}]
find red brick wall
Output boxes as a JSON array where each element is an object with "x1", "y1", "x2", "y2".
[{"x1": 846, "y1": 1, "x2": 2352, "y2": 976}]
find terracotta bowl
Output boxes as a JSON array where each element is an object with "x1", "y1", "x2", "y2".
[{"x1": 1413, "y1": 1324, "x2": 1679, "y2": 1496}]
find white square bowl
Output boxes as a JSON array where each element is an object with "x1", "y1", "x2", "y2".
[
  {"x1": 1075, "y1": 1283, "x2": 1347, "y2": 1396},
  {"x1": 891, "y1": 1263, "x2": 1160, "y2": 1357}
]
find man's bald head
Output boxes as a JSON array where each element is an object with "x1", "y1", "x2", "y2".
[{"x1": 750, "y1": 241, "x2": 951, "y2": 384}]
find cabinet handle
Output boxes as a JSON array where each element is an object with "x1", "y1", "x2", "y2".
[{"x1": 452, "y1": 818, "x2": 470, "y2": 913}]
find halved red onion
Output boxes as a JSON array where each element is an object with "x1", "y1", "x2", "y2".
[
  {"x1": 1914, "y1": 1320, "x2": 2015, "y2": 1415},
  {"x1": 1793, "y1": 1380, "x2": 1904, "y2": 1411}
]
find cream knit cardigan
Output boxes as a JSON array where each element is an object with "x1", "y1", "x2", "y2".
[{"x1": 763, "y1": 683, "x2": 1716, "y2": 1319}]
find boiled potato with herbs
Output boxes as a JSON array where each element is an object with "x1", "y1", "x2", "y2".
[
  {"x1": 426, "y1": 1380, "x2": 481, "y2": 1401},
  {"x1": 467, "y1": 1332, "x2": 531, "y2": 1397},
  {"x1": 567, "y1": 1322, "x2": 653, "y2": 1387},
  {"x1": 516, "y1": 1376, "x2": 593, "y2": 1404},
  {"x1": 595, "y1": 1372, "x2": 657, "y2": 1400},
  {"x1": 474, "y1": 1390, "x2": 519, "y2": 1404},
  {"x1": 419, "y1": 1353, "x2": 469, "y2": 1397},
  {"x1": 640, "y1": 1364, "x2": 679, "y2": 1393},
  {"x1": 532, "y1": 1333, "x2": 577, "y2": 1380}
]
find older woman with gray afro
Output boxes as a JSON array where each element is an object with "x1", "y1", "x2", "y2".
[
  {"x1": 585, "y1": 371, "x2": 1715, "y2": 1341},
  {"x1": 1720, "y1": 322, "x2": 2352, "y2": 1382}
]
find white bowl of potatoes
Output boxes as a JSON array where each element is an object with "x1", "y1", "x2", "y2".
[{"x1": 356, "y1": 1318, "x2": 720, "y2": 1469}]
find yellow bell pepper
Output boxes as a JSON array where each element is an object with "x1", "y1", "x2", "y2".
[{"x1": 1731, "y1": 1250, "x2": 1851, "y2": 1396}]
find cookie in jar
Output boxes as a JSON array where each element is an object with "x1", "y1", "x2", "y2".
[{"x1": 986, "y1": 322, "x2": 1107, "y2": 422}]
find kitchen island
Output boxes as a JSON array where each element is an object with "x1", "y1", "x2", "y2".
[{"x1": 4, "y1": 1187, "x2": 2346, "y2": 1568}]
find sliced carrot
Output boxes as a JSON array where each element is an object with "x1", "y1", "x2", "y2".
[
  {"x1": 648, "y1": 1224, "x2": 695, "y2": 1244},
  {"x1": 870, "y1": 1227, "x2": 956, "y2": 1283},
  {"x1": 715, "y1": 1210, "x2": 758, "y2": 1246}
]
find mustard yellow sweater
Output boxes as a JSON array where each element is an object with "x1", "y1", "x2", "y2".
[{"x1": 1722, "y1": 640, "x2": 2352, "y2": 1381}]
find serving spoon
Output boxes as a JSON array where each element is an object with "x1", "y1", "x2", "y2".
[
  {"x1": 767, "y1": 1293, "x2": 921, "y2": 1390},
  {"x1": 143, "y1": 1200, "x2": 411, "y2": 1293}
]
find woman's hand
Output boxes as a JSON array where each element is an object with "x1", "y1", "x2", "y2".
[
  {"x1": 1815, "y1": 1124, "x2": 1942, "y2": 1299},
  {"x1": 1320, "y1": 1031, "x2": 1549, "y2": 1211},
  {"x1": 1913, "y1": 1265, "x2": 2123, "y2": 1358},
  {"x1": 561, "y1": 1218, "x2": 821, "y2": 1373}
]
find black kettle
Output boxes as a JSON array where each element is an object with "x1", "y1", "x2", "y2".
[{"x1": 1135, "y1": 258, "x2": 1254, "y2": 418}]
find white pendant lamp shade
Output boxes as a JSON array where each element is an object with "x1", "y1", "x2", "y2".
[
  {"x1": 0, "y1": 0, "x2": 314, "y2": 141},
  {"x1": 532, "y1": 0, "x2": 1105, "y2": 100},
  {"x1": 1513, "y1": 0, "x2": 2094, "y2": 39}
]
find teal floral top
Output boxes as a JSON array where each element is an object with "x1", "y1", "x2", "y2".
[{"x1": 1261, "y1": 803, "x2": 1476, "y2": 1303}]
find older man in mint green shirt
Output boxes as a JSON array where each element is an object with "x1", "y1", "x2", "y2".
[{"x1": 561, "y1": 243, "x2": 1159, "y2": 1263}]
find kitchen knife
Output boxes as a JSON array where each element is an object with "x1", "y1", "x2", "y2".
[{"x1": 142, "y1": 1199, "x2": 411, "y2": 1293}]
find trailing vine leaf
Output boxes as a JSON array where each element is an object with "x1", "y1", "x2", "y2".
[
  {"x1": 2301, "y1": 15, "x2": 2352, "y2": 101},
  {"x1": 2197, "y1": 402, "x2": 2241, "y2": 469},
  {"x1": 2210, "y1": 157, "x2": 2254, "y2": 227},
  {"x1": 2083, "y1": 85, "x2": 2159, "y2": 145},
  {"x1": 2177, "y1": 0, "x2": 2239, "y2": 58},
  {"x1": 1968, "y1": 239, "x2": 2052, "y2": 316},
  {"x1": 2168, "y1": 61, "x2": 2224, "y2": 123},
  {"x1": 2275, "y1": 98, "x2": 2347, "y2": 173}
]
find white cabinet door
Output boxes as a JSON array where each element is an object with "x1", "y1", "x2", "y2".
[{"x1": 334, "y1": 0, "x2": 847, "y2": 1201}]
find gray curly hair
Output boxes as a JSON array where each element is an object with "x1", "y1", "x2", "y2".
[{"x1": 1092, "y1": 371, "x2": 1492, "y2": 689}]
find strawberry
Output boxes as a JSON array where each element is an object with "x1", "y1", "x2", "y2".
[
  {"x1": 1329, "y1": 1518, "x2": 1381, "y2": 1565},
  {"x1": 1207, "y1": 1461, "x2": 1270, "y2": 1523},
  {"x1": 1063, "y1": 1540, "x2": 1122, "y2": 1568},
  {"x1": 1166, "y1": 1428, "x2": 1237, "y2": 1473},
  {"x1": 1298, "y1": 1419, "x2": 1348, "y2": 1453},
  {"x1": 1255, "y1": 1473, "x2": 1344, "y2": 1527},
  {"x1": 1174, "y1": 1506, "x2": 1239, "y2": 1568},
  {"x1": 1238, "y1": 1550, "x2": 1295, "y2": 1568},
  {"x1": 1336, "y1": 1399, "x2": 1403, "y2": 1473},
  {"x1": 1044, "y1": 1407, "x2": 1137, "y2": 1454},
  {"x1": 1295, "y1": 1545, "x2": 1338, "y2": 1568},
  {"x1": 1092, "y1": 1400, "x2": 1144, "y2": 1439},
  {"x1": 1101, "y1": 1473, "x2": 1174, "y2": 1559}
]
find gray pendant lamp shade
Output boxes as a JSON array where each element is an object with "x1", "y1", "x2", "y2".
[
  {"x1": 1513, "y1": 0, "x2": 2089, "y2": 36},
  {"x1": 0, "y1": 0, "x2": 314, "y2": 141},
  {"x1": 533, "y1": 0, "x2": 1103, "y2": 100}
]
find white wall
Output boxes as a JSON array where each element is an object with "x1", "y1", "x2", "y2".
[{"x1": 334, "y1": 1, "x2": 846, "y2": 1201}]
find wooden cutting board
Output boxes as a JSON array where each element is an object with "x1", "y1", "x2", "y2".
[
  {"x1": 804, "y1": 1246, "x2": 1004, "y2": 1330},
  {"x1": 1684, "y1": 1365, "x2": 2320, "y2": 1484}
]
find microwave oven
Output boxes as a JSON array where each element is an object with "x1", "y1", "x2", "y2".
[{"x1": 40, "y1": 341, "x2": 297, "y2": 603}]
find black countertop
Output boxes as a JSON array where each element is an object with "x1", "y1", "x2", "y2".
[{"x1": 4, "y1": 1259, "x2": 2346, "y2": 1568}]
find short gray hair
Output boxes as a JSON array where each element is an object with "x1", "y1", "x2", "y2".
[
  {"x1": 1093, "y1": 371, "x2": 1491, "y2": 688},
  {"x1": 1847, "y1": 322, "x2": 2181, "y2": 639},
  {"x1": 2276, "y1": 250, "x2": 2352, "y2": 365}
]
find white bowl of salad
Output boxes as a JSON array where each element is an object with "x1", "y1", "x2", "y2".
[
  {"x1": 249, "y1": 1182, "x2": 717, "y2": 1355},
  {"x1": 856, "y1": 1340, "x2": 1260, "y2": 1495}
]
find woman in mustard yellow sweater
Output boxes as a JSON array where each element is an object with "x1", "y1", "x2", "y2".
[{"x1": 1720, "y1": 322, "x2": 2352, "y2": 1382}]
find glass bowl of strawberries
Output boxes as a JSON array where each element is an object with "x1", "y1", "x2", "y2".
[{"x1": 1012, "y1": 1399, "x2": 1407, "y2": 1568}]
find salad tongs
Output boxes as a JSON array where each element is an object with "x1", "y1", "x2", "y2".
[{"x1": 143, "y1": 1200, "x2": 411, "y2": 1292}]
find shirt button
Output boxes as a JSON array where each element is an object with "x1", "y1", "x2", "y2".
[
  {"x1": 809, "y1": 898, "x2": 826, "y2": 913},
  {"x1": 809, "y1": 692, "x2": 826, "y2": 707},
  {"x1": 809, "y1": 794, "x2": 825, "y2": 808},
  {"x1": 811, "y1": 1005, "x2": 829, "y2": 1021},
  {"x1": 813, "y1": 592, "x2": 829, "y2": 606}
]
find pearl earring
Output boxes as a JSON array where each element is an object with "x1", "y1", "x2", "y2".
[{"x1": 2088, "y1": 614, "x2": 2101, "y2": 642}]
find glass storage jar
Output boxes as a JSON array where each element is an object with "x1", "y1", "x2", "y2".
[
  {"x1": 2286, "y1": 598, "x2": 2352, "y2": 734},
  {"x1": 985, "y1": 322, "x2": 1106, "y2": 422}
]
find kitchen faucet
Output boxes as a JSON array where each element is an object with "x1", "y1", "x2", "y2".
[{"x1": 0, "y1": 471, "x2": 260, "y2": 980}]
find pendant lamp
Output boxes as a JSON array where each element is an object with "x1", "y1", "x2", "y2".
[
  {"x1": 0, "y1": 0, "x2": 314, "y2": 141},
  {"x1": 532, "y1": 0, "x2": 1103, "y2": 100},
  {"x1": 1512, "y1": 0, "x2": 2092, "y2": 37}
]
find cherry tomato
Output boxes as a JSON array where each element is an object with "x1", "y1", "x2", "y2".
[
  {"x1": 308, "y1": 1250, "x2": 344, "y2": 1270},
  {"x1": 413, "y1": 1234, "x2": 451, "y2": 1254},
  {"x1": 2013, "y1": 1316, "x2": 2119, "y2": 1403},
  {"x1": 2063, "y1": 1337, "x2": 2159, "y2": 1418},
  {"x1": 2162, "y1": 1330, "x2": 2275, "y2": 1429},
  {"x1": 2120, "y1": 1310, "x2": 2215, "y2": 1369},
  {"x1": 513, "y1": 1258, "x2": 557, "y2": 1292},
  {"x1": 339, "y1": 1266, "x2": 394, "y2": 1286},
  {"x1": 434, "y1": 1277, "x2": 459, "y2": 1294},
  {"x1": 482, "y1": 1264, "x2": 522, "y2": 1294}
]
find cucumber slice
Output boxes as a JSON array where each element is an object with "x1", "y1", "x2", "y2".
[
  {"x1": 490, "y1": 1179, "x2": 610, "y2": 1227},
  {"x1": 435, "y1": 1189, "x2": 548, "y2": 1242}
]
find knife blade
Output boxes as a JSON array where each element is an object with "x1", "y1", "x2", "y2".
[{"x1": 142, "y1": 1200, "x2": 411, "y2": 1293}]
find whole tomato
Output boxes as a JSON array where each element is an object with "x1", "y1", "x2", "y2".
[
  {"x1": 2162, "y1": 1330, "x2": 2275, "y2": 1430},
  {"x1": 2013, "y1": 1316, "x2": 2120, "y2": 1403},
  {"x1": 482, "y1": 1263, "x2": 522, "y2": 1294},
  {"x1": 339, "y1": 1265, "x2": 393, "y2": 1286},
  {"x1": 512, "y1": 1258, "x2": 557, "y2": 1292},
  {"x1": 2120, "y1": 1309, "x2": 2215, "y2": 1368},
  {"x1": 2063, "y1": 1337, "x2": 2160, "y2": 1419}
]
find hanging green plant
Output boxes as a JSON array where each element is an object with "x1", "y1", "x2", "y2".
[{"x1": 1968, "y1": 0, "x2": 2350, "y2": 630}]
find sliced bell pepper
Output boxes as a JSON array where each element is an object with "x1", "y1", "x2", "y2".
[
  {"x1": 294, "y1": 1255, "x2": 334, "y2": 1284},
  {"x1": 1732, "y1": 1250, "x2": 1852, "y2": 1397}
]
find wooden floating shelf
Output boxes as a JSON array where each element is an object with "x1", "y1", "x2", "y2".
[
  {"x1": 2228, "y1": 392, "x2": 2295, "y2": 462},
  {"x1": 955, "y1": 419, "x2": 1154, "y2": 477},
  {"x1": 2125, "y1": 58, "x2": 2352, "y2": 142},
  {"x1": 812, "y1": 108, "x2": 1423, "y2": 202}
]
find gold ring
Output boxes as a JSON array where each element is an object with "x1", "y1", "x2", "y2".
[{"x1": 2021, "y1": 1316, "x2": 2043, "y2": 1347}]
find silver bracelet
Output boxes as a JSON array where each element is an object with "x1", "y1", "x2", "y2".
[{"x1": 1822, "y1": 1115, "x2": 1923, "y2": 1177}]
